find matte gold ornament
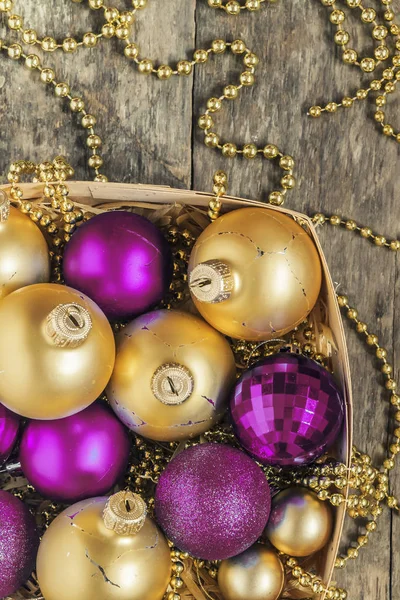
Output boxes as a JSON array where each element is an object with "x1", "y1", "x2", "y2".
[
  {"x1": 218, "y1": 544, "x2": 285, "y2": 600},
  {"x1": 265, "y1": 487, "x2": 333, "y2": 557},
  {"x1": 0, "y1": 283, "x2": 115, "y2": 419},
  {"x1": 37, "y1": 492, "x2": 171, "y2": 600},
  {"x1": 0, "y1": 192, "x2": 50, "y2": 299},
  {"x1": 188, "y1": 207, "x2": 322, "y2": 341},
  {"x1": 107, "y1": 309, "x2": 236, "y2": 441}
]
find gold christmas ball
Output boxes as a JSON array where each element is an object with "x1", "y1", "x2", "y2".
[
  {"x1": 218, "y1": 544, "x2": 284, "y2": 600},
  {"x1": 107, "y1": 309, "x2": 236, "y2": 441},
  {"x1": 37, "y1": 491, "x2": 171, "y2": 600},
  {"x1": 0, "y1": 194, "x2": 50, "y2": 299},
  {"x1": 188, "y1": 207, "x2": 322, "y2": 341},
  {"x1": 265, "y1": 487, "x2": 333, "y2": 557},
  {"x1": 0, "y1": 283, "x2": 115, "y2": 419}
]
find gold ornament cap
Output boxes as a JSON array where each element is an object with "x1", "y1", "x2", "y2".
[
  {"x1": 103, "y1": 491, "x2": 147, "y2": 536},
  {"x1": 189, "y1": 259, "x2": 234, "y2": 304},
  {"x1": 151, "y1": 362, "x2": 194, "y2": 405},
  {"x1": 45, "y1": 303, "x2": 92, "y2": 348},
  {"x1": 0, "y1": 190, "x2": 10, "y2": 223}
]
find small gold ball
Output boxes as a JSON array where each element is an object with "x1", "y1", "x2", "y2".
[
  {"x1": 124, "y1": 43, "x2": 139, "y2": 59},
  {"x1": 88, "y1": 0, "x2": 104, "y2": 8},
  {"x1": 240, "y1": 71, "x2": 255, "y2": 86},
  {"x1": 208, "y1": 0, "x2": 222, "y2": 6},
  {"x1": 373, "y1": 25, "x2": 388, "y2": 40},
  {"x1": 330, "y1": 9, "x2": 345, "y2": 24},
  {"x1": 25, "y1": 54, "x2": 40, "y2": 69},
  {"x1": 356, "y1": 89, "x2": 368, "y2": 100},
  {"x1": 81, "y1": 114, "x2": 96, "y2": 128},
  {"x1": 347, "y1": 308, "x2": 358, "y2": 320},
  {"x1": 366, "y1": 334, "x2": 378, "y2": 345},
  {"x1": 334, "y1": 30, "x2": 349, "y2": 45},
  {"x1": 371, "y1": 79, "x2": 382, "y2": 91},
  {"x1": 376, "y1": 95, "x2": 386, "y2": 107},
  {"x1": 204, "y1": 132, "x2": 220, "y2": 148},
  {"x1": 226, "y1": 0, "x2": 241, "y2": 15},
  {"x1": 70, "y1": 97, "x2": 85, "y2": 112},
  {"x1": 214, "y1": 170, "x2": 227, "y2": 185},
  {"x1": 342, "y1": 48, "x2": 358, "y2": 64},
  {"x1": 0, "y1": 0, "x2": 13, "y2": 11},
  {"x1": 231, "y1": 39, "x2": 246, "y2": 54},
  {"x1": 62, "y1": 37, "x2": 77, "y2": 52},
  {"x1": 88, "y1": 154, "x2": 103, "y2": 168},
  {"x1": 281, "y1": 174, "x2": 296, "y2": 189},
  {"x1": 83, "y1": 32, "x2": 97, "y2": 47},
  {"x1": 342, "y1": 97, "x2": 353, "y2": 108},
  {"x1": 222, "y1": 142, "x2": 237, "y2": 157},
  {"x1": 279, "y1": 155, "x2": 294, "y2": 170},
  {"x1": 42, "y1": 36, "x2": 57, "y2": 51},
  {"x1": 22, "y1": 28, "x2": 37, "y2": 44},
  {"x1": 360, "y1": 227, "x2": 372, "y2": 238},
  {"x1": 224, "y1": 85, "x2": 239, "y2": 99},
  {"x1": 345, "y1": 220, "x2": 357, "y2": 231},
  {"x1": 361, "y1": 7, "x2": 376, "y2": 22},
  {"x1": 8, "y1": 13, "x2": 22, "y2": 29},
  {"x1": 390, "y1": 240, "x2": 400, "y2": 250},
  {"x1": 193, "y1": 49, "x2": 208, "y2": 63},
  {"x1": 101, "y1": 23, "x2": 115, "y2": 38},
  {"x1": 7, "y1": 43, "x2": 22, "y2": 59},
  {"x1": 54, "y1": 82, "x2": 70, "y2": 97},
  {"x1": 326, "y1": 102, "x2": 338, "y2": 112},
  {"x1": 104, "y1": 7, "x2": 119, "y2": 21},
  {"x1": 86, "y1": 134, "x2": 102, "y2": 149},
  {"x1": 383, "y1": 125, "x2": 394, "y2": 137},
  {"x1": 243, "y1": 53, "x2": 259, "y2": 68},
  {"x1": 211, "y1": 39, "x2": 226, "y2": 54},
  {"x1": 116, "y1": 26, "x2": 130, "y2": 40},
  {"x1": 375, "y1": 45, "x2": 390, "y2": 61},
  {"x1": 375, "y1": 110, "x2": 385, "y2": 123},
  {"x1": 386, "y1": 379, "x2": 397, "y2": 391},
  {"x1": 198, "y1": 114, "x2": 213, "y2": 130},
  {"x1": 138, "y1": 59, "x2": 153, "y2": 74},
  {"x1": 269, "y1": 191, "x2": 284, "y2": 206},
  {"x1": 157, "y1": 65, "x2": 173, "y2": 80},
  {"x1": 376, "y1": 347, "x2": 388, "y2": 359},
  {"x1": 263, "y1": 144, "x2": 279, "y2": 159},
  {"x1": 309, "y1": 105, "x2": 322, "y2": 117},
  {"x1": 177, "y1": 60, "x2": 192, "y2": 76},
  {"x1": 243, "y1": 144, "x2": 258, "y2": 159},
  {"x1": 385, "y1": 81, "x2": 395, "y2": 93},
  {"x1": 207, "y1": 97, "x2": 222, "y2": 112},
  {"x1": 383, "y1": 68, "x2": 394, "y2": 80},
  {"x1": 360, "y1": 58, "x2": 376, "y2": 72}
]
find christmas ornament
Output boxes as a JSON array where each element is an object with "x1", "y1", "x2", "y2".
[
  {"x1": 217, "y1": 543, "x2": 285, "y2": 600},
  {"x1": 0, "y1": 491, "x2": 40, "y2": 598},
  {"x1": 230, "y1": 353, "x2": 344, "y2": 466},
  {"x1": 0, "y1": 283, "x2": 115, "y2": 420},
  {"x1": 265, "y1": 487, "x2": 333, "y2": 557},
  {"x1": 37, "y1": 491, "x2": 171, "y2": 600},
  {"x1": 19, "y1": 402, "x2": 130, "y2": 502},
  {"x1": 0, "y1": 403, "x2": 20, "y2": 464},
  {"x1": 108, "y1": 309, "x2": 236, "y2": 441},
  {"x1": 0, "y1": 191, "x2": 50, "y2": 299},
  {"x1": 188, "y1": 207, "x2": 322, "y2": 341},
  {"x1": 155, "y1": 443, "x2": 271, "y2": 560},
  {"x1": 63, "y1": 211, "x2": 173, "y2": 321}
]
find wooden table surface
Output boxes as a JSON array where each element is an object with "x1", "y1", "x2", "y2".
[{"x1": 0, "y1": 2, "x2": 399, "y2": 598}]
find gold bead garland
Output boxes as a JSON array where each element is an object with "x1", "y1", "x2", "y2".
[{"x1": 309, "y1": 0, "x2": 400, "y2": 143}]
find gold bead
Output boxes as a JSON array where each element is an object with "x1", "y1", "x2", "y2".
[
  {"x1": 263, "y1": 144, "x2": 279, "y2": 159},
  {"x1": 375, "y1": 45, "x2": 390, "y2": 61},
  {"x1": 335, "y1": 557, "x2": 346, "y2": 568},
  {"x1": 211, "y1": 39, "x2": 226, "y2": 54},
  {"x1": 376, "y1": 95, "x2": 386, "y2": 107},
  {"x1": 54, "y1": 82, "x2": 70, "y2": 97},
  {"x1": 382, "y1": 363, "x2": 393, "y2": 375},
  {"x1": 384, "y1": 458, "x2": 395, "y2": 469},
  {"x1": 356, "y1": 322, "x2": 367, "y2": 332},
  {"x1": 193, "y1": 49, "x2": 208, "y2": 63},
  {"x1": 383, "y1": 125, "x2": 394, "y2": 137},
  {"x1": 81, "y1": 114, "x2": 96, "y2": 128},
  {"x1": 376, "y1": 347, "x2": 387, "y2": 359},
  {"x1": 373, "y1": 25, "x2": 388, "y2": 40},
  {"x1": 7, "y1": 43, "x2": 22, "y2": 59},
  {"x1": 330, "y1": 9, "x2": 345, "y2": 24},
  {"x1": 204, "y1": 132, "x2": 220, "y2": 147},
  {"x1": 124, "y1": 43, "x2": 139, "y2": 59},
  {"x1": 94, "y1": 174, "x2": 108, "y2": 183},
  {"x1": 269, "y1": 191, "x2": 284, "y2": 206},
  {"x1": 386, "y1": 379, "x2": 397, "y2": 391},
  {"x1": 224, "y1": 85, "x2": 239, "y2": 99},
  {"x1": 347, "y1": 308, "x2": 358, "y2": 320},
  {"x1": 132, "y1": 0, "x2": 147, "y2": 8},
  {"x1": 62, "y1": 37, "x2": 77, "y2": 52},
  {"x1": 356, "y1": 89, "x2": 368, "y2": 100},
  {"x1": 366, "y1": 334, "x2": 378, "y2": 345},
  {"x1": 101, "y1": 23, "x2": 115, "y2": 38},
  {"x1": 342, "y1": 97, "x2": 353, "y2": 108},
  {"x1": 342, "y1": 48, "x2": 358, "y2": 64},
  {"x1": 167, "y1": 593, "x2": 181, "y2": 600},
  {"x1": 88, "y1": 154, "x2": 103, "y2": 168},
  {"x1": 330, "y1": 215, "x2": 341, "y2": 225},
  {"x1": 25, "y1": 54, "x2": 40, "y2": 69},
  {"x1": 157, "y1": 65, "x2": 173, "y2": 80},
  {"x1": 222, "y1": 142, "x2": 237, "y2": 157},
  {"x1": 243, "y1": 52, "x2": 259, "y2": 67},
  {"x1": 170, "y1": 576, "x2": 184, "y2": 589},
  {"x1": 88, "y1": 0, "x2": 103, "y2": 7},
  {"x1": 104, "y1": 7, "x2": 119, "y2": 21},
  {"x1": 240, "y1": 71, "x2": 255, "y2": 86},
  {"x1": 198, "y1": 114, "x2": 213, "y2": 130},
  {"x1": 360, "y1": 58, "x2": 375, "y2": 73},
  {"x1": 213, "y1": 171, "x2": 227, "y2": 185},
  {"x1": 361, "y1": 7, "x2": 376, "y2": 21},
  {"x1": 207, "y1": 97, "x2": 222, "y2": 112},
  {"x1": 366, "y1": 521, "x2": 377, "y2": 532},
  {"x1": 208, "y1": 0, "x2": 222, "y2": 6},
  {"x1": 120, "y1": 11, "x2": 134, "y2": 24},
  {"x1": 83, "y1": 32, "x2": 97, "y2": 47},
  {"x1": 281, "y1": 174, "x2": 296, "y2": 189},
  {"x1": 374, "y1": 110, "x2": 385, "y2": 123},
  {"x1": 231, "y1": 39, "x2": 246, "y2": 54},
  {"x1": 345, "y1": 220, "x2": 357, "y2": 230},
  {"x1": 309, "y1": 105, "x2": 322, "y2": 117},
  {"x1": 385, "y1": 82, "x2": 395, "y2": 93},
  {"x1": 279, "y1": 155, "x2": 294, "y2": 170},
  {"x1": 138, "y1": 59, "x2": 153, "y2": 74},
  {"x1": 370, "y1": 79, "x2": 382, "y2": 91},
  {"x1": 374, "y1": 234, "x2": 387, "y2": 245},
  {"x1": 384, "y1": 9, "x2": 395, "y2": 20},
  {"x1": 0, "y1": 0, "x2": 13, "y2": 10},
  {"x1": 226, "y1": 0, "x2": 241, "y2": 14},
  {"x1": 177, "y1": 60, "x2": 192, "y2": 76},
  {"x1": 22, "y1": 28, "x2": 37, "y2": 44},
  {"x1": 8, "y1": 13, "x2": 22, "y2": 29},
  {"x1": 70, "y1": 97, "x2": 85, "y2": 112},
  {"x1": 116, "y1": 26, "x2": 130, "y2": 40},
  {"x1": 243, "y1": 144, "x2": 258, "y2": 159},
  {"x1": 86, "y1": 134, "x2": 102, "y2": 149},
  {"x1": 42, "y1": 36, "x2": 57, "y2": 51},
  {"x1": 390, "y1": 240, "x2": 400, "y2": 250},
  {"x1": 334, "y1": 30, "x2": 349, "y2": 45},
  {"x1": 326, "y1": 102, "x2": 338, "y2": 112},
  {"x1": 347, "y1": 547, "x2": 358, "y2": 559}
]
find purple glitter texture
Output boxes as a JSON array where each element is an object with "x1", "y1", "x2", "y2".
[
  {"x1": 155, "y1": 443, "x2": 271, "y2": 560},
  {"x1": 0, "y1": 491, "x2": 39, "y2": 598},
  {"x1": 63, "y1": 211, "x2": 173, "y2": 321},
  {"x1": 230, "y1": 354, "x2": 344, "y2": 467}
]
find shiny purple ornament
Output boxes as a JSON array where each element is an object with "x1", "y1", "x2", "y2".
[
  {"x1": 19, "y1": 402, "x2": 130, "y2": 503},
  {"x1": 0, "y1": 491, "x2": 39, "y2": 598},
  {"x1": 0, "y1": 403, "x2": 20, "y2": 464},
  {"x1": 230, "y1": 353, "x2": 344, "y2": 467},
  {"x1": 63, "y1": 211, "x2": 173, "y2": 320},
  {"x1": 155, "y1": 443, "x2": 271, "y2": 560}
]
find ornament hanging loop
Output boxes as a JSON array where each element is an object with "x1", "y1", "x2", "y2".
[{"x1": 208, "y1": 170, "x2": 227, "y2": 221}]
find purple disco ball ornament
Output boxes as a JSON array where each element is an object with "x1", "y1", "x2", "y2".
[
  {"x1": 19, "y1": 402, "x2": 130, "y2": 503},
  {"x1": 0, "y1": 403, "x2": 20, "y2": 464},
  {"x1": 0, "y1": 491, "x2": 40, "y2": 598},
  {"x1": 230, "y1": 353, "x2": 344, "y2": 467},
  {"x1": 155, "y1": 443, "x2": 271, "y2": 560},
  {"x1": 63, "y1": 211, "x2": 173, "y2": 321}
]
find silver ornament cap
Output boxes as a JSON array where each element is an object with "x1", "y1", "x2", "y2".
[
  {"x1": 151, "y1": 362, "x2": 194, "y2": 405},
  {"x1": 45, "y1": 303, "x2": 92, "y2": 348},
  {"x1": 189, "y1": 259, "x2": 234, "y2": 303}
]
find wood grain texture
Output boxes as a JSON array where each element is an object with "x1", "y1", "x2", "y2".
[{"x1": 0, "y1": 2, "x2": 399, "y2": 598}]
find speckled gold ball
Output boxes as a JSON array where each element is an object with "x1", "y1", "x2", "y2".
[
  {"x1": 265, "y1": 487, "x2": 333, "y2": 557},
  {"x1": 218, "y1": 544, "x2": 284, "y2": 600},
  {"x1": 37, "y1": 494, "x2": 171, "y2": 600},
  {"x1": 0, "y1": 204, "x2": 50, "y2": 298},
  {"x1": 107, "y1": 309, "x2": 236, "y2": 441},
  {"x1": 0, "y1": 283, "x2": 115, "y2": 419},
  {"x1": 188, "y1": 207, "x2": 322, "y2": 341}
]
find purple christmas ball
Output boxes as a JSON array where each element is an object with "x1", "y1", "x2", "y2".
[
  {"x1": 230, "y1": 353, "x2": 344, "y2": 467},
  {"x1": 155, "y1": 443, "x2": 271, "y2": 560},
  {"x1": 19, "y1": 402, "x2": 130, "y2": 503},
  {"x1": 0, "y1": 403, "x2": 20, "y2": 464},
  {"x1": 63, "y1": 211, "x2": 173, "y2": 320},
  {"x1": 0, "y1": 491, "x2": 39, "y2": 597}
]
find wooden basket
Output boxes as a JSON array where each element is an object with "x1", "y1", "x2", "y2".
[{"x1": 0, "y1": 181, "x2": 353, "y2": 600}]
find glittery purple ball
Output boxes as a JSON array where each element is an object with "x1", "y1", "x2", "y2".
[
  {"x1": 19, "y1": 402, "x2": 130, "y2": 502},
  {"x1": 155, "y1": 443, "x2": 271, "y2": 560},
  {"x1": 0, "y1": 403, "x2": 20, "y2": 464},
  {"x1": 63, "y1": 211, "x2": 173, "y2": 321},
  {"x1": 230, "y1": 354, "x2": 344, "y2": 467},
  {"x1": 0, "y1": 491, "x2": 39, "y2": 597}
]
